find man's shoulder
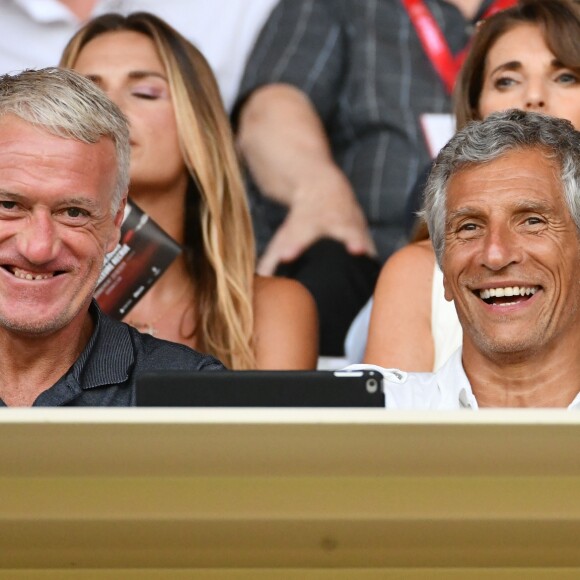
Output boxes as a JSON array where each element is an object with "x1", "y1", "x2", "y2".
[
  {"x1": 131, "y1": 330, "x2": 226, "y2": 372},
  {"x1": 93, "y1": 305, "x2": 226, "y2": 373}
]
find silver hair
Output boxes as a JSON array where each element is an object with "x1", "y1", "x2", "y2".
[
  {"x1": 421, "y1": 110, "x2": 580, "y2": 268},
  {"x1": 0, "y1": 67, "x2": 130, "y2": 213}
]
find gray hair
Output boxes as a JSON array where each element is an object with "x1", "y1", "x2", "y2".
[
  {"x1": 0, "y1": 67, "x2": 130, "y2": 213},
  {"x1": 421, "y1": 110, "x2": 580, "y2": 267}
]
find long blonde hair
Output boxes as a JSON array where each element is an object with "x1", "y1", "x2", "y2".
[{"x1": 61, "y1": 12, "x2": 256, "y2": 369}]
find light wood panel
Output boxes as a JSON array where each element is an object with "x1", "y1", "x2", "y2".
[{"x1": 0, "y1": 409, "x2": 579, "y2": 575}]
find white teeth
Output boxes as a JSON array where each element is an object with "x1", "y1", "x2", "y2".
[
  {"x1": 12, "y1": 268, "x2": 53, "y2": 280},
  {"x1": 479, "y1": 286, "x2": 539, "y2": 300}
]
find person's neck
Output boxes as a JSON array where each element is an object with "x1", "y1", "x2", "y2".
[
  {"x1": 129, "y1": 180, "x2": 187, "y2": 244},
  {"x1": 444, "y1": 0, "x2": 484, "y2": 20},
  {"x1": 0, "y1": 311, "x2": 93, "y2": 407},
  {"x1": 462, "y1": 337, "x2": 580, "y2": 408}
]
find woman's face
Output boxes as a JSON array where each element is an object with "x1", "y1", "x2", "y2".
[
  {"x1": 478, "y1": 24, "x2": 580, "y2": 129},
  {"x1": 72, "y1": 30, "x2": 188, "y2": 194}
]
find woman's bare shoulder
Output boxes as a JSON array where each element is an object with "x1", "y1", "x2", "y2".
[
  {"x1": 374, "y1": 240, "x2": 435, "y2": 298},
  {"x1": 364, "y1": 240, "x2": 436, "y2": 371},
  {"x1": 253, "y1": 275, "x2": 316, "y2": 312},
  {"x1": 382, "y1": 239, "x2": 435, "y2": 276},
  {"x1": 252, "y1": 275, "x2": 319, "y2": 369}
]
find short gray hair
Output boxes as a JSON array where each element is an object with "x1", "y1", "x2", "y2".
[
  {"x1": 421, "y1": 110, "x2": 580, "y2": 267},
  {"x1": 0, "y1": 67, "x2": 130, "y2": 213}
]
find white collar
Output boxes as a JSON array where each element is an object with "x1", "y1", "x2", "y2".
[
  {"x1": 433, "y1": 348, "x2": 478, "y2": 409},
  {"x1": 438, "y1": 348, "x2": 580, "y2": 410}
]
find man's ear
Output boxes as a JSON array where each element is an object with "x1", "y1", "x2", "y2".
[{"x1": 106, "y1": 195, "x2": 127, "y2": 253}]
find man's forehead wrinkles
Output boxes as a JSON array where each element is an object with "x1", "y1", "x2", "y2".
[{"x1": 447, "y1": 206, "x2": 484, "y2": 218}]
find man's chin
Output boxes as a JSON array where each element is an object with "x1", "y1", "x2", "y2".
[
  {"x1": 0, "y1": 303, "x2": 85, "y2": 337},
  {"x1": 468, "y1": 330, "x2": 544, "y2": 360},
  {"x1": 0, "y1": 317, "x2": 70, "y2": 337}
]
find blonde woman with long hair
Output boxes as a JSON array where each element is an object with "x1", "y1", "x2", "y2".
[{"x1": 61, "y1": 12, "x2": 318, "y2": 369}]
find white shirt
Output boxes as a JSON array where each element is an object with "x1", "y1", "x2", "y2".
[
  {"x1": 0, "y1": 0, "x2": 278, "y2": 110},
  {"x1": 350, "y1": 349, "x2": 580, "y2": 410}
]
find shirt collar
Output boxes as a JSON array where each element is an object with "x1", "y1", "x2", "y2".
[
  {"x1": 567, "y1": 392, "x2": 580, "y2": 410},
  {"x1": 436, "y1": 347, "x2": 580, "y2": 410},
  {"x1": 66, "y1": 300, "x2": 135, "y2": 391},
  {"x1": 434, "y1": 347, "x2": 479, "y2": 409}
]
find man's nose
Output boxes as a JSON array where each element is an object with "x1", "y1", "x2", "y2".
[
  {"x1": 17, "y1": 210, "x2": 61, "y2": 264},
  {"x1": 480, "y1": 223, "x2": 523, "y2": 271}
]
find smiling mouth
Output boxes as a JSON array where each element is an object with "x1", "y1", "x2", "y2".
[
  {"x1": 4, "y1": 266, "x2": 63, "y2": 280},
  {"x1": 476, "y1": 285, "x2": 540, "y2": 306}
]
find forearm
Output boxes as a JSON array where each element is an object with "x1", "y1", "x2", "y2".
[
  {"x1": 237, "y1": 84, "x2": 346, "y2": 206},
  {"x1": 238, "y1": 83, "x2": 375, "y2": 270}
]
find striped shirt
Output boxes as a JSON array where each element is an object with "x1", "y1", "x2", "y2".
[
  {"x1": 236, "y1": 0, "x2": 476, "y2": 260},
  {"x1": 0, "y1": 301, "x2": 224, "y2": 407}
]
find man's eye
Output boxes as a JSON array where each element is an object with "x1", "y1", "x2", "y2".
[
  {"x1": 0, "y1": 201, "x2": 17, "y2": 209},
  {"x1": 455, "y1": 221, "x2": 482, "y2": 238},
  {"x1": 525, "y1": 216, "x2": 544, "y2": 226},
  {"x1": 65, "y1": 207, "x2": 89, "y2": 218}
]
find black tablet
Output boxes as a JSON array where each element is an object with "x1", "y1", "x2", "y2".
[{"x1": 136, "y1": 370, "x2": 384, "y2": 407}]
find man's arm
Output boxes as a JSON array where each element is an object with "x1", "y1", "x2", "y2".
[{"x1": 237, "y1": 83, "x2": 376, "y2": 275}]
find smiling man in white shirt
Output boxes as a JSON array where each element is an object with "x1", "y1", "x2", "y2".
[{"x1": 355, "y1": 109, "x2": 580, "y2": 409}]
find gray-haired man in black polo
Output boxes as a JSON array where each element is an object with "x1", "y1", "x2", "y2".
[{"x1": 0, "y1": 68, "x2": 223, "y2": 407}]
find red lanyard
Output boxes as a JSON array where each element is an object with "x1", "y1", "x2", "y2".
[{"x1": 402, "y1": 0, "x2": 517, "y2": 94}]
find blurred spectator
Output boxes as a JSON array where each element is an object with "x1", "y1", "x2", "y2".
[
  {"x1": 234, "y1": 0, "x2": 504, "y2": 355},
  {"x1": 0, "y1": 0, "x2": 277, "y2": 110},
  {"x1": 61, "y1": 12, "x2": 318, "y2": 370}
]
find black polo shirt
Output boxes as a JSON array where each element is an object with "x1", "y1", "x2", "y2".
[{"x1": 0, "y1": 301, "x2": 225, "y2": 407}]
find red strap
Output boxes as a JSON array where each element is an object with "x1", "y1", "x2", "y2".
[
  {"x1": 482, "y1": 0, "x2": 519, "y2": 18},
  {"x1": 402, "y1": 0, "x2": 517, "y2": 94}
]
